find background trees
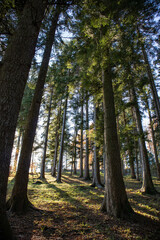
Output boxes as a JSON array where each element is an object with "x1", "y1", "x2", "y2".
[{"x1": 1, "y1": 0, "x2": 160, "y2": 238}]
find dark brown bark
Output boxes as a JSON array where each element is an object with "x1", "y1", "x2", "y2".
[
  {"x1": 40, "y1": 86, "x2": 53, "y2": 179},
  {"x1": 56, "y1": 95, "x2": 68, "y2": 183},
  {"x1": 79, "y1": 99, "x2": 84, "y2": 178},
  {"x1": 84, "y1": 96, "x2": 90, "y2": 180},
  {"x1": 101, "y1": 68, "x2": 133, "y2": 218},
  {"x1": 91, "y1": 104, "x2": 103, "y2": 188},
  {"x1": 130, "y1": 87, "x2": 157, "y2": 194},
  {"x1": 0, "y1": 0, "x2": 47, "y2": 236},
  {"x1": 7, "y1": 8, "x2": 61, "y2": 214}
]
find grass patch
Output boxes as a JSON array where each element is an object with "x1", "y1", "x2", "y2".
[{"x1": 7, "y1": 173, "x2": 160, "y2": 240}]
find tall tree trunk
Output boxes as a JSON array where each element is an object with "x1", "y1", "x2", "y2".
[
  {"x1": 91, "y1": 104, "x2": 103, "y2": 188},
  {"x1": 7, "y1": 8, "x2": 61, "y2": 214},
  {"x1": 123, "y1": 111, "x2": 136, "y2": 179},
  {"x1": 0, "y1": 0, "x2": 47, "y2": 237},
  {"x1": 137, "y1": 27, "x2": 160, "y2": 123},
  {"x1": 79, "y1": 99, "x2": 84, "y2": 178},
  {"x1": 40, "y1": 86, "x2": 53, "y2": 179},
  {"x1": 73, "y1": 126, "x2": 78, "y2": 175},
  {"x1": 142, "y1": 47, "x2": 160, "y2": 123},
  {"x1": 51, "y1": 131, "x2": 59, "y2": 177},
  {"x1": 56, "y1": 94, "x2": 68, "y2": 183},
  {"x1": 130, "y1": 87, "x2": 157, "y2": 194},
  {"x1": 13, "y1": 130, "x2": 22, "y2": 174},
  {"x1": 145, "y1": 96, "x2": 160, "y2": 180},
  {"x1": 134, "y1": 140, "x2": 140, "y2": 181},
  {"x1": 84, "y1": 96, "x2": 90, "y2": 180},
  {"x1": 51, "y1": 102, "x2": 62, "y2": 177},
  {"x1": 101, "y1": 68, "x2": 133, "y2": 218},
  {"x1": 116, "y1": 115, "x2": 124, "y2": 175}
]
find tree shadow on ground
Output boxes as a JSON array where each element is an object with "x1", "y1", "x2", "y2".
[
  {"x1": 35, "y1": 179, "x2": 160, "y2": 239},
  {"x1": 8, "y1": 175, "x2": 160, "y2": 240}
]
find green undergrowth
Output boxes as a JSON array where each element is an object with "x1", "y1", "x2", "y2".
[{"x1": 7, "y1": 173, "x2": 160, "y2": 240}]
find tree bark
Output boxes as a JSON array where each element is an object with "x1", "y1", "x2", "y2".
[
  {"x1": 84, "y1": 95, "x2": 90, "y2": 180},
  {"x1": 79, "y1": 98, "x2": 84, "y2": 178},
  {"x1": 13, "y1": 130, "x2": 22, "y2": 174},
  {"x1": 141, "y1": 46, "x2": 160, "y2": 123},
  {"x1": 51, "y1": 102, "x2": 62, "y2": 177},
  {"x1": 56, "y1": 94, "x2": 68, "y2": 183},
  {"x1": 123, "y1": 111, "x2": 136, "y2": 179},
  {"x1": 73, "y1": 125, "x2": 78, "y2": 175},
  {"x1": 101, "y1": 68, "x2": 133, "y2": 218},
  {"x1": 91, "y1": 104, "x2": 103, "y2": 188},
  {"x1": 134, "y1": 140, "x2": 140, "y2": 181},
  {"x1": 137, "y1": 27, "x2": 160, "y2": 123},
  {"x1": 145, "y1": 97, "x2": 160, "y2": 180},
  {"x1": 40, "y1": 86, "x2": 53, "y2": 179},
  {"x1": 7, "y1": 8, "x2": 61, "y2": 214},
  {"x1": 0, "y1": 0, "x2": 47, "y2": 237},
  {"x1": 130, "y1": 87, "x2": 157, "y2": 194}
]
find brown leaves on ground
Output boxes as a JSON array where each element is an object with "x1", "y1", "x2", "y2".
[{"x1": 7, "y1": 173, "x2": 160, "y2": 240}]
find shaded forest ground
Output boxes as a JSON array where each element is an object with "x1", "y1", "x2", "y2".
[{"x1": 7, "y1": 173, "x2": 160, "y2": 240}]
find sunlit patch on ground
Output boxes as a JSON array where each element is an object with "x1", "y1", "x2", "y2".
[{"x1": 7, "y1": 173, "x2": 160, "y2": 239}]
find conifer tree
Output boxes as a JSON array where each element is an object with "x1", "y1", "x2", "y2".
[{"x1": 0, "y1": 0, "x2": 47, "y2": 237}]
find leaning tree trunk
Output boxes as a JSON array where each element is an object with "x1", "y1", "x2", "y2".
[
  {"x1": 79, "y1": 99, "x2": 84, "y2": 178},
  {"x1": 0, "y1": 0, "x2": 47, "y2": 238},
  {"x1": 130, "y1": 87, "x2": 157, "y2": 194},
  {"x1": 101, "y1": 68, "x2": 133, "y2": 218},
  {"x1": 40, "y1": 86, "x2": 53, "y2": 179},
  {"x1": 7, "y1": 8, "x2": 61, "y2": 214},
  {"x1": 84, "y1": 96, "x2": 90, "y2": 180},
  {"x1": 91, "y1": 104, "x2": 103, "y2": 188},
  {"x1": 56, "y1": 94, "x2": 68, "y2": 183}
]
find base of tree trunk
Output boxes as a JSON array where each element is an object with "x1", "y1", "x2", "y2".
[
  {"x1": 90, "y1": 182, "x2": 104, "y2": 189},
  {"x1": 51, "y1": 173, "x2": 56, "y2": 177},
  {"x1": 0, "y1": 212, "x2": 16, "y2": 240},
  {"x1": 6, "y1": 195, "x2": 35, "y2": 214},
  {"x1": 84, "y1": 177, "x2": 91, "y2": 181},
  {"x1": 101, "y1": 195, "x2": 133, "y2": 219},
  {"x1": 56, "y1": 179, "x2": 62, "y2": 183},
  {"x1": 39, "y1": 176, "x2": 45, "y2": 180},
  {"x1": 131, "y1": 175, "x2": 136, "y2": 179},
  {"x1": 140, "y1": 186, "x2": 158, "y2": 195},
  {"x1": 79, "y1": 174, "x2": 83, "y2": 178}
]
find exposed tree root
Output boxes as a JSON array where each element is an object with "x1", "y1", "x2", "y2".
[{"x1": 6, "y1": 196, "x2": 38, "y2": 215}]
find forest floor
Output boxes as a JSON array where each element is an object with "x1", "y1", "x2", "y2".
[{"x1": 7, "y1": 172, "x2": 160, "y2": 240}]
